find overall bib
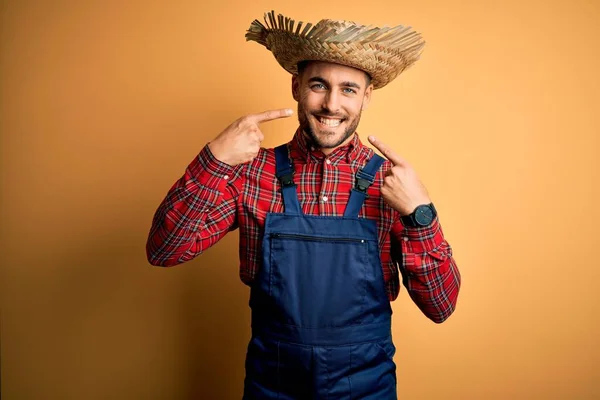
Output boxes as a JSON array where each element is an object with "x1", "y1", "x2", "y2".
[{"x1": 243, "y1": 145, "x2": 396, "y2": 399}]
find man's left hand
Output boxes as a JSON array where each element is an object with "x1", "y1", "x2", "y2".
[{"x1": 368, "y1": 135, "x2": 431, "y2": 216}]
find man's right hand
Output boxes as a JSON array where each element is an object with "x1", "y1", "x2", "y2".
[{"x1": 208, "y1": 108, "x2": 294, "y2": 166}]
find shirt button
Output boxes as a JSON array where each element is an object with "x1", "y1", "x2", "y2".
[
  {"x1": 322, "y1": 195, "x2": 328, "y2": 202},
  {"x1": 325, "y1": 159, "x2": 332, "y2": 165},
  {"x1": 403, "y1": 237, "x2": 409, "y2": 242},
  {"x1": 223, "y1": 175, "x2": 229, "y2": 180}
]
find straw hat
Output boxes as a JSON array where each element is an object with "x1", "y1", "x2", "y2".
[{"x1": 245, "y1": 10, "x2": 425, "y2": 89}]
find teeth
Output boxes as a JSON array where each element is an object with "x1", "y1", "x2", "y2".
[{"x1": 318, "y1": 117, "x2": 342, "y2": 127}]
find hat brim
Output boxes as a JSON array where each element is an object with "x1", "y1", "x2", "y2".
[{"x1": 246, "y1": 11, "x2": 425, "y2": 89}]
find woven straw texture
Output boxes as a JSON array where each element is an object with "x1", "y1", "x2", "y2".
[{"x1": 246, "y1": 10, "x2": 425, "y2": 89}]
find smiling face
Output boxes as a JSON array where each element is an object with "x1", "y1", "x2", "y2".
[{"x1": 292, "y1": 61, "x2": 373, "y2": 153}]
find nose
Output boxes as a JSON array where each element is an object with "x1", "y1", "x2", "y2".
[{"x1": 323, "y1": 90, "x2": 340, "y2": 113}]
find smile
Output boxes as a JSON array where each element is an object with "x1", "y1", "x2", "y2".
[{"x1": 316, "y1": 116, "x2": 344, "y2": 128}]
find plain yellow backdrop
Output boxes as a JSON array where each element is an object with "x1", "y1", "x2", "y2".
[{"x1": 2, "y1": 1, "x2": 599, "y2": 399}]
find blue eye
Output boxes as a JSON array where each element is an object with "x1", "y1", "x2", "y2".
[
  {"x1": 343, "y1": 88, "x2": 357, "y2": 94},
  {"x1": 311, "y1": 83, "x2": 326, "y2": 90}
]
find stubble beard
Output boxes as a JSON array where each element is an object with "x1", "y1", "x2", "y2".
[{"x1": 297, "y1": 102, "x2": 362, "y2": 149}]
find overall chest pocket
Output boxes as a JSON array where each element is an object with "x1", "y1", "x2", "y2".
[{"x1": 269, "y1": 233, "x2": 370, "y2": 328}]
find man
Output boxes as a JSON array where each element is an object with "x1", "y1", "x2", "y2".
[{"x1": 147, "y1": 11, "x2": 461, "y2": 399}]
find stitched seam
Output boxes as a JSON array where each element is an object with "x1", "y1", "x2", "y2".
[
  {"x1": 348, "y1": 346, "x2": 353, "y2": 398},
  {"x1": 276, "y1": 341, "x2": 281, "y2": 399}
]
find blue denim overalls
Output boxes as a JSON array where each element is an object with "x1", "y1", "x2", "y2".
[{"x1": 243, "y1": 144, "x2": 397, "y2": 399}]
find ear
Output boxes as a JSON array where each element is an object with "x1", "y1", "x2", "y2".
[
  {"x1": 292, "y1": 74, "x2": 301, "y2": 102},
  {"x1": 361, "y1": 84, "x2": 374, "y2": 111}
]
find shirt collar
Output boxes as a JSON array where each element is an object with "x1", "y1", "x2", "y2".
[{"x1": 289, "y1": 127, "x2": 363, "y2": 164}]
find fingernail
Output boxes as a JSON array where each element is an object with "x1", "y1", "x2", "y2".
[
  {"x1": 285, "y1": 109, "x2": 293, "y2": 115},
  {"x1": 368, "y1": 135, "x2": 375, "y2": 141}
]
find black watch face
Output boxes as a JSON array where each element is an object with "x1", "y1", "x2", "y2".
[{"x1": 415, "y1": 206, "x2": 434, "y2": 225}]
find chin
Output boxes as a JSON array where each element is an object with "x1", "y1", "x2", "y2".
[
  {"x1": 315, "y1": 133, "x2": 345, "y2": 148},
  {"x1": 309, "y1": 128, "x2": 350, "y2": 149}
]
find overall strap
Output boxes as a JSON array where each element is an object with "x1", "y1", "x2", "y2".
[
  {"x1": 274, "y1": 144, "x2": 302, "y2": 215},
  {"x1": 343, "y1": 154, "x2": 385, "y2": 218}
]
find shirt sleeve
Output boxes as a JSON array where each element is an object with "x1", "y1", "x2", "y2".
[
  {"x1": 146, "y1": 145, "x2": 244, "y2": 266},
  {"x1": 391, "y1": 215, "x2": 462, "y2": 323}
]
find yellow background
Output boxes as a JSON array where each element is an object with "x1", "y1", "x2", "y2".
[{"x1": 2, "y1": 1, "x2": 599, "y2": 399}]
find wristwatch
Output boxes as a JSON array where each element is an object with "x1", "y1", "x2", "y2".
[{"x1": 400, "y1": 203, "x2": 437, "y2": 227}]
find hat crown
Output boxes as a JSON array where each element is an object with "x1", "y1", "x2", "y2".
[{"x1": 315, "y1": 19, "x2": 361, "y2": 33}]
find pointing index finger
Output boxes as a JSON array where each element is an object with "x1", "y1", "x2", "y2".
[
  {"x1": 368, "y1": 135, "x2": 405, "y2": 166},
  {"x1": 249, "y1": 108, "x2": 294, "y2": 124}
]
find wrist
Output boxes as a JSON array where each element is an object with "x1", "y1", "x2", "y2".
[
  {"x1": 207, "y1": 141, "x2": 233, "y2": 166},
  {"x1": 398, "y1": 198, "x2": 432, "y2": 216}
]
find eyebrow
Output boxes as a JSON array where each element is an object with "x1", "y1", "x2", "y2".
[{"x1": 308, "y1": 76, "x2": 362, "y2": 90}]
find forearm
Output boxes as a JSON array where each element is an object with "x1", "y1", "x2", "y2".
[
  {"x1": 394, "y1": 218, "x2": 461, "y2": 323},
  {"x1": 146, "y1": 146, "x2": 241, "y2": 266}
]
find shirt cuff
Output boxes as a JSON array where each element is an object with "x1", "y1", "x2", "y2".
[
  {"x1": 401, "y1": 217, "x2": 445, "y2": 254},
  {"x1": 188, "y1": 145, "x2": 237, "y2": 190}
]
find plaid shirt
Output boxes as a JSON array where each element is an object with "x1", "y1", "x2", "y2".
[{"x1": 147, "y1": 129, "x2": 461, "y2": 323}]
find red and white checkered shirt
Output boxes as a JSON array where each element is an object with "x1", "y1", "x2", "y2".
[{"x1": 147, "y1": 129, "x2": 461, "y2": 322}]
